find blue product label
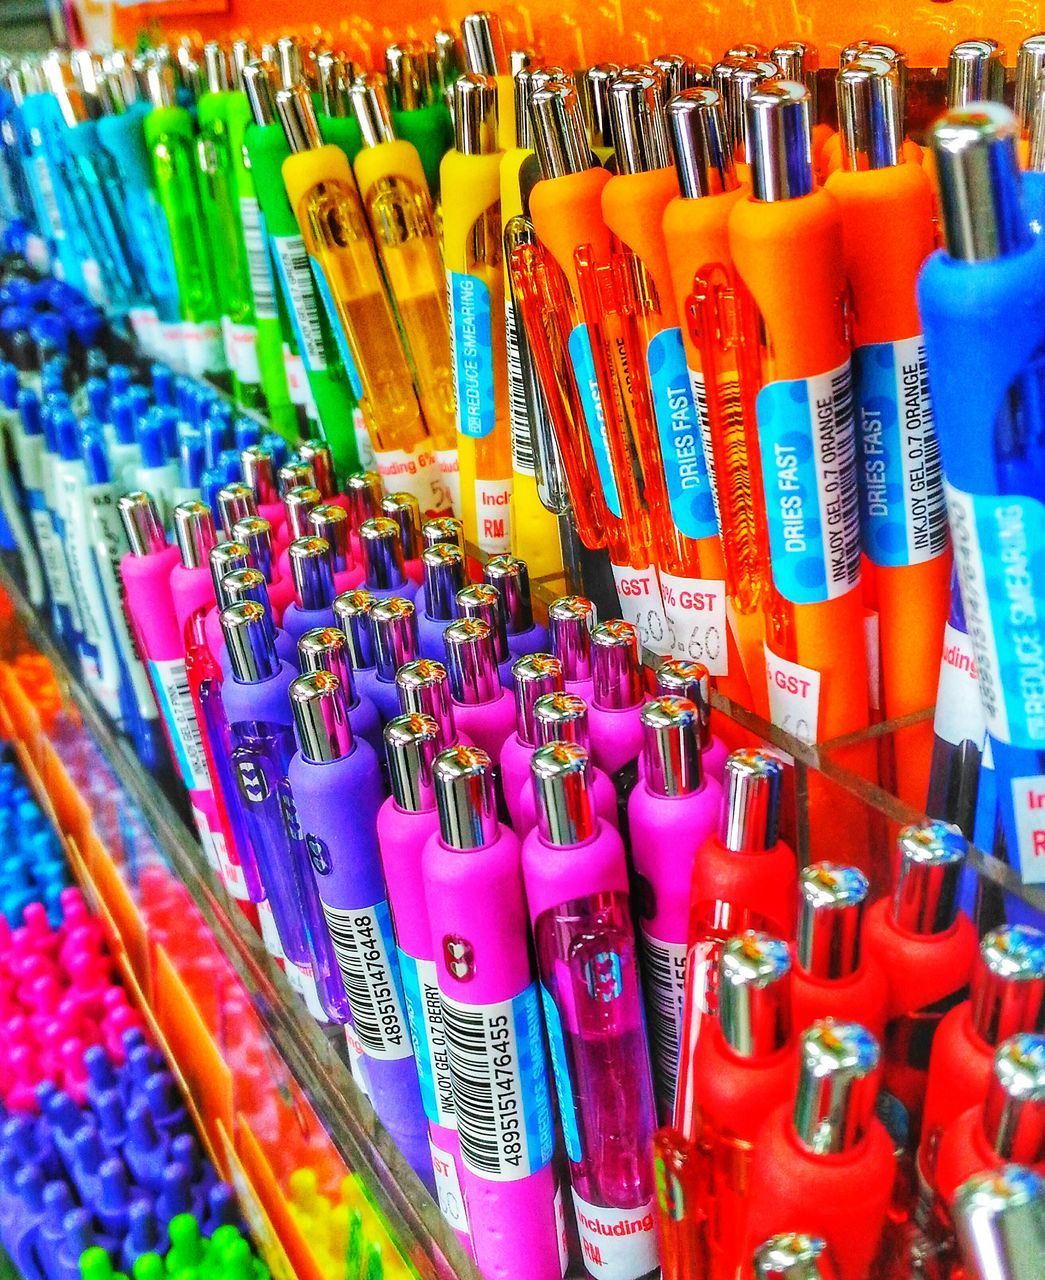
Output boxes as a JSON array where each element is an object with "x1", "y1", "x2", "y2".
[
  {"x1": 449, "y1": 271, "x2": 495, "y2": 439},
  {"x1": 757, "y1": 360, "x2": 861, "y2": 604},
  {"x1": 399, "y1": 949, "x2": 456, "y2": 1129},
  {"x1": 648, "y1": 327, "x2": 718, "y2": 540},
  {"x1": 540, "y1": 985, "x2": 581, "y2": 1163},
  {"x1": 568, "y1": 322, "x2": 622, "y2": 517},
  {"x1": 852, "y1": 336, "x2": 948, "y2": 568},
  {"x1": 308, "y1": 256, "x2": 363, "y2": 396},
  {"x1": 441, "y1": 982, "x2": 555, "y2": 1181}
]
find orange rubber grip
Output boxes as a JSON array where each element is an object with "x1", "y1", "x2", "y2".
[
  {"x1": 600, "y1": 165, "x2": 681, "y2": 327},
  {"x1": 528, "y1": 167, "x2": 614, "y2": 291}
]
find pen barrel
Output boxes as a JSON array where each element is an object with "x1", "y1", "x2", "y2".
[
  {"x1": 954, "y1": 1165, "x2": 1045, "y2": 1280},
  {"x1": 796, "y1": 863, "x2": 869, "y2": 981},
  {"x1": 372, "y1": 597, "x2": 419, "y2": 680},
  {"x1": 970, "y1": 926, "x2": 1045, "y2": 1048}
]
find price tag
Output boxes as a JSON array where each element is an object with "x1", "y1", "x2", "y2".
[
  {"x1": 659, "y1": 572, "x2": 728, "y2": 674},
  {"x1": 764, "y1": 645, "x2": 821, "y2": 745},
  {"x1": 610, "y1": 563, "x2": 672, "y2": 655}
]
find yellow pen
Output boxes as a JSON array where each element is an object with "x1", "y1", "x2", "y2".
[
  {"x1": 440, "y1": 73, "x2": 512, "y2": 556},
  {"x1": 461, "y1": 12, "x2": 515, "y2": 151},
  {"x1": 276, "y1": 82, "x2": 428, "y2": 457}
]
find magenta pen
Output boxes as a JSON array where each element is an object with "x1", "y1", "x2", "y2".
[
  {"x1": 484, "y1": 556, "x2": 550, "y2": 661},
  {"x1": 417, "y1": 544, "x2": 468, "y2": 659},
  {"x1": 282, "y1": 536, "x2": 337, "y2": 643},
  {"x1": 549, "y1": 596, "x2": 596, "y2": 704},
  {"x1": 378, "y1": 712, "x2": 473, "y2": 1250},
  {"x1": 381, "y1": 492, "x2": 425, "y2": 586},
  {"x1": 233, "y1": 514, "x2": 296, "y2": 621},
  {"x1": 371, "y1": 596, "x2": 422, "y2": 723},
  {"x1": 215, "y1": 568, "x2": 299, "y2": 671},
  {"x1": 216, "y1": 481, "x2": 258, "y2": 538},
  {"x1": 443, "y1": 619, "x2": 516, "y2": 760},
  {"x1": 360, "y1": 517, "x2": 420, "y2": 603},
  {"x1": 588, "y1": 622, "x2": 648, "y2": 778},
  {"x1": 522, "y1": 741, "x2": 659, "y2": 1280},
  {"x1": 500, "y1": 653, "x2": 565, "y2": 833},
  {"x1": 275, "y1": 485, "x2": 323, "y2": 578},
  {"x1": 309, "y1": 503, "x2": 364, "y2": 593},
  {"x1": 627, "y1": 695, "x2": 723, "y2": 1119},
  {"x1": 395, "y1": 659, "x2": 471, "y2": 749},
  {"x1": 655, "y1": 659, "x2": 727, "y2": 782},
  {"x1": 287, "y1": 669, "x2": 432, "y2": 1184},
  {"x1": 203, "y1": 539, "x2": 253, "y2": 662},
  {"x1": 333, "y1": 588, "x2": 385, "y2": 717},
  {"x1": 241, "y1": 445, "x2": 286, "y2": 534},
  {"x1": 346, "y1": 470, "x2": 385, "y2": 556},
  {"x1": 513, "y1": 692, "x2": 620, "y2": 833},
  {"x1": 458, "y1": 584, "x2": 515, "y2": 687},
  {"x1": 422, "y1": 745, "x2": 562, "y2": 1280},
  {"x1": 297, "y1": 625, "x2": 384, "y2": 758}
]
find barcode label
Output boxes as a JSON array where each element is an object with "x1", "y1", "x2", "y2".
[
  {"x1": 149, "y1": 657, "x2": 211, "y2": 791},
  {"x1": 272, "y1": 235, "x2": 327, "y2": 372},
  {"x1": 688, "y1": 368, "x2": 722, "y2": 528},
  {"x1": 441, "y1": 985, "x2": 555, "y2": 1181},
  {"x1": 320, "y1": 901, "x2": 413, "y2": 1060},
  {"x1": 31, "y1": 507, "x2": 70, "y2": 605},
  {"x1": 399, "y1": 950, "x2": 456, "y2": 1128},
  {"x1": 639, "y1": 930, "x2": 687, "y2": 1114},
  {"x1": 33, "y1": 155, "x2": 64, "y2": 240},
  {"x1": 505, "y1": 301, "x2": 535, "y2": 476},
  {"x1": 239, "y1": 197, "x2": 277, "y2": 320},
  {"x1": 758, "y1": 360, "x2": 861, "y2": 605}
]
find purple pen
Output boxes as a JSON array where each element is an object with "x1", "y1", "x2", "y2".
[
  {"x1": 282, "y1": 536, "x2": 337, "y2": 642},
  {"x1": 422, "y1": 746, "x2": 562, "y2": 1280},
  {"x1": 298, "y1": 626, "x2": 383, "y2": 757},
  {"x1": 443, "y1": 619, "x2": 515, "y2": 760},
  {"x1": 359, "y1": 517, "x2": 418, "y2": 602},
  {"x1": 517, "y1": 692, "x2": 620, "y2": 834},
  {"x1": 395, "y1": 659, "x2": 470, "y2": 749},
  {"x1": 416, "y1": 544, "x2": 468, "y2": 659},
  {"x1": 298, "y1": 441, "x2": 337, "y2": 500},
  {"x1": 203, "y1": 540, "x2": 252, "y2": 660},
  {"x1": 381, "y1": 492, "x2": 425, "y2": 585},
  {"x1": 457, "y1": 583, "x2": 515, "y2": 687},
  {"x1": 655, "y1": 659, "x2": 727, "y2": 782},
  {"x1": 500, "y1": 654, "x2": 564, "y2": 833},
  {"x1": 215, "y1": 568, "x2": 297, "y2": 670},
  {"x1": 310, "y1": 503, "x2": 364, "y2": 594},
  {"x1": 378, "y1": 713, "x2": 472, "y2": 1250},
  {"x1": 549, "y1": 596, "x2": 597, "y2": 703},
  {"x1": 523, "y1": 742, "x2": 659, "y2": 1280},
  {"x1": 215, "y1": 482, "x2": 257, "y2": 539},
  {"x1": 628, "y1": 696, "x2": 722, "y2": 1119},
  {"x1": 276, "y1": 485, "x2": 323, "y2": 577},
  {"x1": 484, "y1": 556, "x2": 549, "y2": 660},
  {"x1": 345, "y1": 470, "x2": 384, "y2": 536},
  {"x1": 231, "y1": 515, "x2": 295, "y2": 620},
  {"x1": 286, "y1": 670, "x2": 431, "y2": 1185},
  {"x1": 589, "y1": 622, "x2": 647, "y2": 777}
]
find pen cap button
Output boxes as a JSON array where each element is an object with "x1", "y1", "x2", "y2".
[
  {"x1": 720, "y1": 749, "x2": 784, "y2": 852},
  {"x1": 278, "y1": 459, "x2": 316, "y2": 498},
  {"x1": 746, "y1": 79, "x2": 814, "y2": 202},
  {"x1": 947, "y1": 39, "x2": 1006, "y2": 108},
  {"x1": 549, "y1": 595, "x2": 597, "y2": 681},
  {"x1": 433, "y1": 744, "x2": 499, "y2": 850},
  {"x1": 792, "y1": 1020, "x2": 881, "y2": 1154},
  {"x1": 608, "y1": 71, "x2": 671, "y2": 174},
  {"x1": 372, "y1": 597, "x2": 419, "y2": 681},
  {"x1": 422, "y1": 544, "x2": 467, "y2": 620},
  {"x1": 232, "y1": 516, "x2": 275, "y2": 583},
  {"x1": 453, "y1": 72, "x2": 499, "y2": 155},
  {"x1": 360, "y1": 517, "x2": 406, "y2": 591},
  {"x1": 345, "y1": 471, "x2": 384, "y2": 532},
  {"x1": 316, "y1": 51, "x2": 350, "y2": 119},
  {"x1": 209, "y1": 541, "x2": 252, "y2": 603},
  {"x1": 351, "y1": 73, "x2": 397, "y2": 146},
  {"x1": 753, "y1": 1233, "x2": 835, "y2": 1280},
  {"x1": 530, "y1": 80, "x2": 591, "y2": 178},
  {"x1": 214, "y1": 568, "x2": 271, "y2": 618},
  {"x1": 275, "y1": 37, "x2": 303, "y2": 90},
  {"x1": 396, "y1": 658, "x2": 458, "y2": 747},
  {"x1": 118, "y1": 492, "x2": 167, "y2": 557},
  {"x1": 275, "y1": 82, "x2": 322, "y2": 154},
  {"x1": 381, "y1": 493, "x2": 423, "y2": 562},
  {"x1": 933, "y1": 104, "x2": 1030, "y2": 262},
  {"x1": 422, "y1": 516, "x2": 465, "y2": 553},
  {"x1": 954, "y1": 1164, "x2": 1045, "y2": 1280},
  {"x1": 591, "y1": 620, "x2": 643, "y2": 709},
  {"x1": 221, "y1": 601, "x2": 279, "y2": 685},
  {"x1": 836, "y1": 56, "x2": 902, "y2": 171},
  {"x1": 309, "y1": 503, "x2": 352, "y2": 574},
  {"x1": 284, "y1": 486, "x2": 322, "y2": 541},
  {"x1": 297, "y1": 626, "x2": 359, "y2": 705},
  {"x1": 384, "y1": 713, "x2": 440, "y2": 813},
  {"x1": 771, "y1": 41, "x2": 820, "y2": 113},
  {"x1": 461, "y1": 12, "x2": 507, "y2": 76},
  {"x1": 652, "y1": 54, "x2": 700, "y2": 102},
  {"x1": 512, "y1": 654, "x2": 564, "y2": 744},
  {"x1": 216, "y1": 483, "x2": 257, "y2": 537},
  {"x1": 243, "y1": 61, "x2": 277, "y2": 126},
  {"x1": 531, "y1": 741, "x2": 595, "y2": 847},
  {"x1": 290, "y1": 670, "x2": 354, "y2": 763},
  {"x1": 203, "y1": 41, "x2": 229, "y2": 94},
  {"x1": 458, "y1": 584, "x2": 509, "y2": 662},
  {"x1": 1015, "y1": 35, "x2": 1045, "y2": 132},
  {"x1": 174, "y1": 501, "x2": 218, "y2": 571},
  {"x1": 434, "y1": 30, "x2": 462, "y2": 97},
  {"x1": 333, "y1": 589, "x2": 377, "y2": 670},
  {"x1": 972, "y1": 926, "x2": 1045, "y2": 1047},
  {"x1": 289, "y1": 537, "x2": 335, "y2": 611},
  {"x1": 241, "y1": 446, "x2": 279, "y2": 506},
  {"x1": 533, "y1": 691, "x2": 591, "y2": 750},
  {"x1": 444, "y1": 618, "x2": 499, "y2": 704},
  {"x1": 297, "y1": 442, "x2": 336, "y2": 499},
  {"x1": 641, "y1": 696, "x2": 703, "y2": 797},
  {"x1": 656, "y1": 658, "x2": 711, "y2": 749},
  {"x1": 983, "y1": 1034, "x2": 1045, "y2": 1160},
  {"x1": 891, "y1": 819, "x2": 966, "y2": 935},
  {"x1": 666, "y1": 87, "x2": 737, "y2": 199},
  {"x1": 230, "y1": 40, "x2": 254, "y2": 91},
  {"x1": 719, "y1": 931, "x2": 792, "y2": 1058},
  {"x1": 579, "y1": 63, "x2": 621, "y2": 152},
  {"x1": 725, "y1": 58, "x2": 779, "y2": 162},
  {"x1": 797, "y1": 863, "x2": 869, "y2": 981},
  {"x1": 385, "y1": 42, "x2": 436, "y2": 112},
  {"x1": 484, "y1": 555, "x2": 533, "y2": 633}
]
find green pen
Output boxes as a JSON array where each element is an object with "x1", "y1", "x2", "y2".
[
  {"x1": 385, "y1": 42, "x2": 455, "y2": 199},
  {"x1": 79, "y1": 1245, "x2": 129, "y2": 1280},
  {"x1": 241, "y1": 60, "x2": 361, "y2": 477},
  {"x1": 131, "y1": 1254, "x2": 166, "y2": 1280},
  {"x1": 165, "y1": 1213, "x2": 206, "y2": 1275},
  {"x1": 142, "y1": 58, "x2": 226, "y2": 380}
]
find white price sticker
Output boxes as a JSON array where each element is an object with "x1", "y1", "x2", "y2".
[
  {"x1": 374, "y1": 444, "x2": 445, "y2": 517},
  {"x1": 429, "y1": 1139, "x2": 469, "y2": 1237},
  {"x1": 190, "y1": 805, "x2": 221, "y2": 873},
  {"x1": 475, "y1": 478, "x2": 513, "y2": 554},
  {"x1": 179, "y1": 322, "x2": 225, "y2": 378},
  {"x1": 436, "y1": 449, "x2": 461, "y2": 517},
  {"x1": 571, "y1": 1190, "x2": 658, "y2": 1280},
  {"x1": 659, "y1": 572, "x2": 728, "y2": 674},
  {"x1": 257, "y1": 899, "x2": 285, "y2": 962},
  {"x1": 221, "y1": 318, "x2": 261, "y2": 386},
  {"x1": 764, "y1": 645, "x2": 821, "y2": 745},
  {"x1": 610, "y1": 562, "x2": 672, "y2": 656},
  {"x1": 933, "y1": 623, "x2": 986, "y2": 749},
  {"x1": 128, "y1": 308, "x2": 161, "y2": 357},
  {"x1": 865, "y1": 609, "x2": 882, "y2": 713},
  {"x1": 354, "y1": 410, "x2": 376, "y2": 471},
  {"x1": 1010, "y1": 776, "x2": 1045, "y2": 883}
]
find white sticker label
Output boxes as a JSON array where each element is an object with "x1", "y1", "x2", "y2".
[
  {"x1": 429, "y1": 1139, "x2": 469, "y2": 1237},
  {"x1": 1011, "y1": 776, "x2": 1045, "y2": 883},
  {"x1": 180, "y1": 322, "x2": 225, "y2": 378},
  {"x1": 25, "y1": 234, "x2": 49, "y2": 272},
  {"x1": 554, "y1": 1183, "x2": 570, "y2": 1278},
  {"x1": 149, "y1": 657, "x2": 211, "y2": 791},
  {"x1": 282, "y1": 347, "x2": 309, "y2": 405},
  {"x1": 190, "y1": 805, "x2": 221, "y2": 872},
  {"x1": 639, "y1": 930, "x2": 687, "y2": 1114},
  {"x1": 610, "y1": 562, "x2": 672, "y2": 656},
  {"x1": 934, "y1": 623, "x2": 986, "y2": 749},
  {"x1": 764, "y1": 645, "x2": 821, "y2": 745},
  {"x1": 273, "y1": 235, "x2": 327, "y2": 372},
  {"x1": 399, "y1": 951, "x2": 456, "y2": 1128},
  {"x1": 128, "y1": 307, "x2": 161, "y2": 357},
  {"x1": 344, "y1": 1023, "x2": 372, "y2": 1100},
  {"x1": 257, "y1": 898, "x2": 285, "y2": 962},
  {"x1": 373, "y1": 445, "x2": 445, "y2": 518},
  {"x1": 571, "y1": 1190, "x2": 658, "y2": 1280},
  {"x1": 221, "y1": 317, "x2": 261, "y2": 386},
  {"x1": 81, "y1": 258, "x2": 106, "y2": 306},
  {"x1": 865, "y1": 610, "x2": 882, "y2": 713},
  {"x1": 436, "y1": 449, "x2": 461, "y2": 517},
  {"x1": 294, "y1": 964, "x2": 330, "y2": 1023},
  {"x1": 320, "y1": 902, "x2": 413, "y2": 1061},
  {"x1": 659, "y1": 572, "x2": 728, "y2": 674},
  {"x1": 354, "y1": 411, "x2": 376, "y2": 471},
  {"x1": 475, "y1": 477, "x2": 512, "y2": 554},
  {"x1": 215, "y1": 830, "x2": 248, "y2": 901}
]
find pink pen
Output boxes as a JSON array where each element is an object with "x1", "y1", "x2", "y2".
[
  {"x1": 457, "y1": 584, "x2": 515, "y2": 687},
  {"x1": 627, "y1": 696, "x2": 723, "y2": 1120},
  {"x1": 298, "y1": 626, "x2": 383, "y2": 758},
  {"x1": 395, "y1": 659, "x2": 471, "y2": 749},
  {"x1": 549, "y1": 596, "x2": 597, "y2": 704},
  {"x1": 346, "y1": 470, "x2": 385, "y2": 557},
  {"x1": 443, "y1": 619, "x2": 516, "y2": 760},
  {"x1": 514, "y1": 692, "x2": 620, "y2": 833},
  {"x1": 377, "y1": 712, "x2": 473, "y2": 1252},
  {"x1": 216, "y1": 482, "x2": 258, "y2": 539},
  {"x1": 655, "y1": 659, "x2": 727, "y2": 782},
  {"x1": 484, "y1": 556, "x2": 550, "y2": 662},
  {"x1": 241, "y1": 445, "x2": 286, "y2": 535},
  {"x1": 422, "y1": 745, "x2": 563, "y2": 1280},
  {"x1": 275, "y1": 485, "x2": 323, "y2": 578},
  {"x1": 500, "y1": 654, "x2": 565, "y2": 833},
  {"x1": 588, "y1": 622, "x2": 648, "y2": 777},
  {"x1": 522, "y1": 742, "x2": 659, "y2": 1280},
  {"x1": 332, "y1": 588, "x2": 385, "y2": 718},
  {"x1": 371, "y1": 596, "x2": 422, "y2": 723},
  {"x1": 381, "y1": 492, "x2": 426, "y2": 586},
  {"x1": 282, "y1": 536, "x2": 337, "y2": 643},
  {"x1": 233, "y1": 515, "x2": 295, "y2": 622},
  {"x1": 416, "y1": 544, "x2": 468, "y2": 659},
  {"x1": 360, "y1": 517, "x2": 420, "y2": 603},
  {"x1": 310, "y1": 503, "x2": 364, "y2": 593}
]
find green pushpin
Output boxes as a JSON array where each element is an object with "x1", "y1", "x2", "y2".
[
  {"x1": 214, "y1": 1237, "x2": 253, "y2": 1280},
  {"x1": 132, "y1": 1254, "x2": 166, "y2": 1280},
  {"x1": 80, "y1": 1246, "x2": 128, "y2": 1280},
  {"x1": 165, "y1": 1214, "x2": 205, "y2": 1274}
]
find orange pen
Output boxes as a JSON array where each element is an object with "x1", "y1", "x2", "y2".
[
  {"x1": 771, "y1": 41, "x2": 835, "y2": 178},
  {"x1": 820, "y1": 43, "x2": 922, "y2": 176},
  {"x1": 824, "y1": 57, "x2": 949, "y2": 807},
  {"x1": 712, "y1": 57, "x2": 777, "y2": 185}
]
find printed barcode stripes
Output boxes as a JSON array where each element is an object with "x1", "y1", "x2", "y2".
[
  {"x1": 240, "y1": 198, "x2": 277, "y2": 321},
  {"x1": 274, "y1": 237, "x2": 327, "y2": 372},
  {"x1": 505, "y1": 302, "x2": 536, "y2": 476},
  {"x1": 320, "y1": 903, "x2": 411, "y2": 1060},
  {"x1": 441, "y1": 997, "x2": 505, "y2": 1176},
  {"x1": 916, "y1": 343, "x2": 948, "y2": 560},
  {"x1": 166, "y1": 670, "x2": 208, "y2": 784},
  {"x1": 639, "y1": 933, "x2": 684, "y2": 1111},
  {"x1": 829, "y1": 363, "x2": 862, "y2": 592}
]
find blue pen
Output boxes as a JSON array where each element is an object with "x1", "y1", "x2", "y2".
[
  {"x1": 0, "y1": 361, "x2": 45, "y2": 607},
  {"x1": 920, "y1": 102, "x2": 1045, "y2": 884}
]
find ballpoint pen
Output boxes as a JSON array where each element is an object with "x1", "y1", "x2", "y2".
[
  {"x1": 587, "y1": 621, "x2": 647, "y2": 777},
  {"x1": 297, "y1": 624, "x2": 382, "y2": 757},
  {"x1": 380, "y1": 491, "x2": 425, "y2": 585},
  {"x1": 578, "y1": 64, "x2": 618, "y2": 167},
  {"x1": 752, "y1": 1234, "x2": 838, "y2": 1280},
  {"x1": 655, "y1": 657, "x2": 728, "y2": 780},
  {"x1": 523, "y1": 741, "x2": 658, "y2": 1280},
  {"x1": 516, "y1": 691, "x2": 619, "y2": 833},
  {"x1": 454, "y1": 583, "x2": 512, "y2": 685},
  {"x1": 331, "y1": 588, "x2": 385, "y2": 719},
  {"x1": 216, "y1": 482, "x2": 256, "y2": 539},
  {"x1": 499, "y1": 653, "x2": 564, "y2": 831},
  {"x1": 240, "y1": 445, "x2": 286, "y2": 532},
  {"x1": 275, "y1": 485, "x2": 321, "y2": 576},
  {"x1": 232, "y1": 516, "x2": 294, "y2": 620},
  {"x1": 282, "y1": 537, "x2": 337, "y2": 643},
  {"x1": 443, "y1": 618, "x2": 516, "y2": 759},
  {"x1": 954, "y1": 1165, "x2": 1045, "y2": 1280},
  {"x1": 441, "y1": 73, "x2": 512, "y2": 555},
  {"x1": 628, "y1": 696, "x2": 722, "y2": 1117},
  {"x1": 13, "y1": 387, "x2": 68, "y2": 639},
  {"x1": 919, "y1": 103, "x2": 1045, "y2": 883},
  {"x1": 370, "y1": 595, "x2": 422, "y2": 724},
  {"x1": 359, "y1": 517, "x2": 418, "y2": 603},
  {"x1": 483, "y1": 556, "x2": 548, "y2": 658},
  {"x1": 461, "y1": 12, "x2": 515, "y2": 152},
  {"x1": 416, "y1": 544, "x2": 468, "y2": 659},
  {"x1": 213, "y1": 566, "x2": 297, "y2": 672},
  {"x1": 421, "y1": 745, "x2": 560, "y2": 1280},
  {"x1": 395, "y1": 659, "x2": 470, "y2": 750},
  {"x1": 384, "y1": 42, "x2": 455, "y2": 198},
  {"x1": 309, "y1": 503, "x2": 363, "y2": 594}
]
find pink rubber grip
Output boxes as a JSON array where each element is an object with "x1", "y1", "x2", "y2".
[
  {"x1": 169, "y1": 564, "x2": 216, "y2": 650},
  {"x1": 499, "y1": 732, "x2": 535, "y2": 833},
  {"x1": 516, "y1": 765, "x2": 618, "y2": 837},
  {"x1": 377, "y1": 800, "x2": 441, "y2": 960},
  {"x1": 521, "y1": 820, "x2": 629, "y2": 924},
  {"x1": 588, "y1": 702, "x2": 646, "y2": 776},
  {"x1": 451, "y1": 692, "x2": 516, "y2": 764},
  {"x1": 119, "y1": 547, "x2": 182, "y2": 659}
]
